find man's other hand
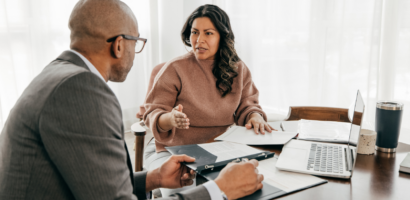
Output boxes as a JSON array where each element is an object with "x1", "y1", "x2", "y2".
[{"x1": 214, "y1": 159, "x2": 263, "y2": 200}]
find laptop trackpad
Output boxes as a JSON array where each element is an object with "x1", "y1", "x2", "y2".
[{"x1": 279, "y1": 148, "x2": 308, "y2": 167}]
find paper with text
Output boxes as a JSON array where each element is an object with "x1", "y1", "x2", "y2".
[
  {"x1": 215, "y1": 124, "x2": 297, "y2": 145},
  {"x1": 258, "y1": 158, "x2": 326, "y2": 192},
  {"x1": 198, "y1": 142, "x2": 263, "y2": 162}
]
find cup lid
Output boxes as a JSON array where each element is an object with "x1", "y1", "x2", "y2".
[{"x1": 376, "y1": 101, "x2": 403, "y2": 110}]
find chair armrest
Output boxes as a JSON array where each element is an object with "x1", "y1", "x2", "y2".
[{"x1": 131, "y1": 122, "x2": 147, "y2": 172}]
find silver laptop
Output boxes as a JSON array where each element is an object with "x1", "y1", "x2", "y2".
[{"x1": 276, "y1": 90, "x2": 365, "y2": 179}]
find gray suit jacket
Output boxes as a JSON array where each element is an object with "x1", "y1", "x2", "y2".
[{"x1": 0, "y1": 51, "x2": 211, "y2": 200}]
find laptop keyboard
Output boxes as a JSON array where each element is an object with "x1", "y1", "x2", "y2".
[{"x1": 307, "y1": 144, "x2": 344, "y2": 174}]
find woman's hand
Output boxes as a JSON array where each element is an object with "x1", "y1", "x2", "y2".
[
  {"x1": 158, "y1": 104, "x2": 190, "y2": 131},
  {"x1": 245, "y1": 113, "x2": 276, "y2": 134},
  {"x1": 169, "y1": 104, "x2": 190, "y2": 129}
]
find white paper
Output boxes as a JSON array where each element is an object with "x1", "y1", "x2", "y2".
[
  {"x1": 258, "y1": 158, "x2": 326, "y2": 192},
  {"x1": 198, "y1": 142, "x2": 263, "y2": 162},
  {"x1": 298, "y1": 120, "x2": 352, "y2": 143},
  {"x1": 215, "y1": 124, "x2": 297, "y2": 145}
]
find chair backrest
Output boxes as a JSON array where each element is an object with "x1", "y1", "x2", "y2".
[
  {"x1": 134, "y1": 62, "x2": 166, "y2": 172},
  {"x1": 136, "y1": 62, "x2": 167, "y2": 119},
  {"x1": 286, "y1": 106, "x2": 350, "y2": 122}
]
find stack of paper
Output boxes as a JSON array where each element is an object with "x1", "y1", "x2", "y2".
[
  {"x1": 297, "y1": 120, "x2": 354, "y2": 143},
  {"x1": 400, "y1": 153, "x2": 410, "y2": 173}
]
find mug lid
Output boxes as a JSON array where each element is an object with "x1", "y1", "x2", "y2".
[{"x1": 376, "y1": 101, "x2": 403, "y2": 110}]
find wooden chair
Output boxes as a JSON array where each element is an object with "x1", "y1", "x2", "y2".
[
  {"x1": 286, "y1": 106, "x2": 350, "y2": 122},
  {"x1": 287, "y1": 106, "x2": 362, "y2": 125},
  {"x1": 132, "y1": 62, "x2": 166, "y2": 172},
  {"x1": 131, "y1": 122, "x2": 146, "y2": 172}
]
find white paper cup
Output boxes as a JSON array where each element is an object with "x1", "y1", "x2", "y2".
[{"x1": 357, "y1": 129, "x2": 377, "y2": 155}]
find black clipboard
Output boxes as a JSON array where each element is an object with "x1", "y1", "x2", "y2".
[{"x1": 166, "y1": 143, "x2": 275, "y2": 173}]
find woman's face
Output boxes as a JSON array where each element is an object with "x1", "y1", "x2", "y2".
[{"x1": 190, "y1": 17, "x2": 220, "y2": 60}]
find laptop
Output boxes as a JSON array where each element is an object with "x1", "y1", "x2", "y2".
[{"x1": 276, "y1": 90, "x2": 365, "y2": 179}]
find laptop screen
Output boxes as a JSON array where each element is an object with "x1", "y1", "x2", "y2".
[{"x1": 346, "y1": 90, "x2": 365, "y2": 172}]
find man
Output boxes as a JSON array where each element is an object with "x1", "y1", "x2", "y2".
[{"x1": 0, "y1": 0, "x2": 263, "y2": 200}]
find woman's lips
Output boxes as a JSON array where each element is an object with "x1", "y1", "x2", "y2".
[{"x1": 196, "y1": 47, "x2": 207, "y2": 53}]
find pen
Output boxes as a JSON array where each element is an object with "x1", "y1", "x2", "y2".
[{"x1": 280, "y1": 122, "x2": 286, "y2": 131}]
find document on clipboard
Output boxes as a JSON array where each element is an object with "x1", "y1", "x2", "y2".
[
  {"x1": 166, "y1": 141, "x2": 274, "y2": 172},
  {"x1": 200, "y1": 157, "x2": 327, "y2": 200}
]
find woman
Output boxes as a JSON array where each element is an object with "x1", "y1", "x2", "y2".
[{"x1": 143, "y1": 4, "x2": 273, "y2": 196}]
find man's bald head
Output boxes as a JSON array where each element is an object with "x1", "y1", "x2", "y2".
[{"x1": 69, "y1": 0, "x2": 138, "y2": 53}]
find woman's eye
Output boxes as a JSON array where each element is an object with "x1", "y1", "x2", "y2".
[
  {"x1": 206, "y1": 32, "x2": 213, "y2": 35},
  {"x1": 191, "y1": 31, "x2": 197, "y2": 34}
]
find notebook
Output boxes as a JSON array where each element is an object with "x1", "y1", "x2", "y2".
[
  {"x1": 200, "y1": 157, "x2": 327, "y2": 200},
  {"x1": 400, "y1": 153, "x2": 410, "y2": 173}
]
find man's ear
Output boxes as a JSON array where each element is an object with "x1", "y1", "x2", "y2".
[{"x1": 111, "y1": 36, "x2": 124, "y2": 59}]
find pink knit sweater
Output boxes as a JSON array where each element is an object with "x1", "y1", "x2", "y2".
[{"x1": 143, "y1": 52, "x2": 266, "y2": 152}]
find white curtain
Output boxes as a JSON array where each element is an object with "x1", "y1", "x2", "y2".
[
  {"x1": 0, "y1": 0, "x2": 153, "y2": 131},
  {"x1": 1, "y1": 0, "x2": 410, "y2": 144},
  {"x1": 212, "y1": 0, "x2": 410, "y2": 143}
]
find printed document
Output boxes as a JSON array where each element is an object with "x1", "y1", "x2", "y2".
[
  {"x1": 198, "y1": 142, "x2": 263, "y2": 162},
  {"x1": 215, "y1": 124, "x2": 297, "y2": 145},
  {"x1": 258, "y1": 157, "x2": 326, "y2": 192}
]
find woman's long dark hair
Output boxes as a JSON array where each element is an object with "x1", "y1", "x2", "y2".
[{"x1": 181, "y1": 4, "x2": 240, "y2": 97}]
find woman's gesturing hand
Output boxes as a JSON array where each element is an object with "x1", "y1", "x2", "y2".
[
  {"x1": 170, "y1": 104, "x2": 190, "y2": 129},
  {"x1": 245, "y1": 113, "x2": 276, "y2": 134}
]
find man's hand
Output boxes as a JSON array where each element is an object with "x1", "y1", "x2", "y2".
[
  {"x1": 214, "y1": 159, "x2": 263, "y2": 200},
  {"x1": 146, "y1": 155, "x2": 196, "y2": 192},
  {"x1": 245, "y1": 113, "x2": 276, "y2": 134}
]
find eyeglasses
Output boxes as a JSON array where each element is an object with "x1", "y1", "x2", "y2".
[{"x1": 106, "y1": 34, "x2": 148, "y2": 54}]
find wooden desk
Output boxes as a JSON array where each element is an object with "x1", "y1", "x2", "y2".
[
  {"x1": 252, "y1": 142, "x2": 410, "y2": 200},
  {"x1": 198, "y1": 142, "x2": 410, "y2": 200}
]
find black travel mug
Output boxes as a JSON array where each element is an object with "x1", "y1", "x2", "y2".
[{"x1": 375, "y1": 102, "x2": 404, "y2": 153}]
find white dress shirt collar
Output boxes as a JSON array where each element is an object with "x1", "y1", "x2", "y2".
[{"x1": 68, "y1": 49, "x2": 106, "y2": 83}]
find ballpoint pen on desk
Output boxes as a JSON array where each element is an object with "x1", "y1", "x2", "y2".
[
  {"x1": 280, "y1": 122, "x2": 286, "y2": 131},
  {"x1": 281, "y1": 122, "x2": 299, "y2": 139}
]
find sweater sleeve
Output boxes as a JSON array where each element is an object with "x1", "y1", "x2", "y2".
[
  {"x1": 136, "y1": 62, "x2": 166, "y2": 119},
  {"x1": 143, "y1": 63, "x2": 180, "y2": 144},
  {"x1": 234, "y1": 62, "x2": 267, "y2": 126}
]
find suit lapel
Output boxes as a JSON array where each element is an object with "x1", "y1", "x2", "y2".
[{"x1": 124, "y1": 142, "x2": 135, "y2": 187}]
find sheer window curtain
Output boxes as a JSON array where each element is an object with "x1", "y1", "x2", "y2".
[
  {"x1": 152, "y1": 0, "x2": 410, "y2": 143},
  {"x1": 1, "y1": 0, "x2": 410, "y2": 144},
  {"x1": 212, "y1": 0, "x2": 410, "y2": 143},
  {"x1": 0, "y1": 0, "x2": 153, "y2": 132}
]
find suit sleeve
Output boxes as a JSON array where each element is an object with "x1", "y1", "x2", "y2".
[
  {"x1": 234, "y1": 62, "x2": 267, "y2": 126},
  {"x1": 39, "y1": 72, "x2": 138, "y2": 200}
]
